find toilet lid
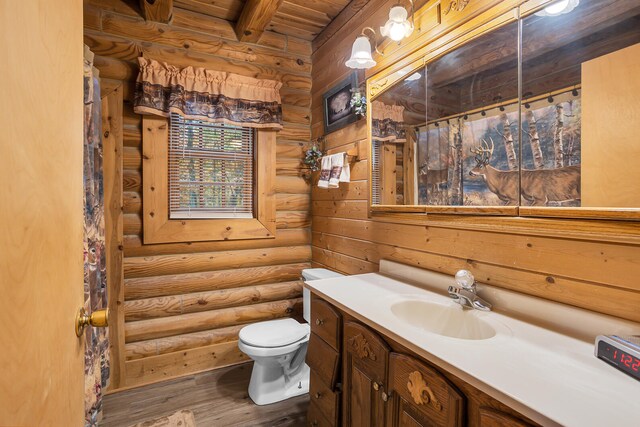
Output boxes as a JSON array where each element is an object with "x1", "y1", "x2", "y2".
[{"x1": 239, "y1": 318, "x2": 309, "y2": 348}]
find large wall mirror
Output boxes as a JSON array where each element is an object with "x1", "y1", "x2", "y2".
[
  {"x1": 370, "y1": 0, "x2": 640, "y2": 218},
  {"x1": 520, "y1": 0, "x2": 640, "y2": 215}
]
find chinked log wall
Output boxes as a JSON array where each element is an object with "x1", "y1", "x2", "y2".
[
  {"x1": 310, "y1": 0, "x2": 640, "y2": 325},
  {"x1": 85, "y1": 0, "x2": 312, "y2": 390}
]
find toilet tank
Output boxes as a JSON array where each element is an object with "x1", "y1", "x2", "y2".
[{"x1": 301, "y1": 268, "x2": 344, "y2": 323}]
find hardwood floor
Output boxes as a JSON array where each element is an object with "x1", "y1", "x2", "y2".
[{"x1": 101, "y1": 363, "x2": 309, "y2": 426}]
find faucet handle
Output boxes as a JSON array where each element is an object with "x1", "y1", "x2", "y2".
[
  {"x1": 455, "y1": 270, "x2": 476, "y2": 290},
  {"x1": 447, "y1": 285, "x2": 460, "y2": 299}
]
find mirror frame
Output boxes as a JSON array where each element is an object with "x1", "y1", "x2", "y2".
[{"x1": 366, "y1": 0, "x2": 640, "y2": 221}]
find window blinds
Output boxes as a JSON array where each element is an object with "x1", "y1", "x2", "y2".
[
  {"x1": 169, "y1": 113, "x2": 254, "y2": 219},
  {"x1": 371, "y1": 140, "x2": 381, "y2": 205}
]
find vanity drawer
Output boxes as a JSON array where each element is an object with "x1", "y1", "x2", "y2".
[
  {"x1": 388, "y1": 353, "x2": 465, "y2": 427},
  {"x1": 306, "y1": 333, "x2": 340, "y2": 389},
  {"x1": 309, "y1": 370, "x2": 340, "y2": 425},
  {"x1": 310, "y1": 298, "x2": 341, "y2": 351},
  {"x1": 307, "y1": 401, "x2": 333, "y2": 427}
]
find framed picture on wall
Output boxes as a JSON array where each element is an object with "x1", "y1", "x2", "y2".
[{"x1": 323, "y1": 73, "x2": 359, "y2": 134}]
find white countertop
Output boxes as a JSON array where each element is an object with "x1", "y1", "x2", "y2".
[{"x1": 305, "y1": 272, "x2": 640, "y2": 427}]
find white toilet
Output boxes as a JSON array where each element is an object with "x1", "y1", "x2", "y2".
[{"x1": 238, "y1": 268, "x2": 343, "y2": 405}]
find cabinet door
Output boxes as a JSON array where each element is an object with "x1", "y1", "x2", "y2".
[
  {"x1": 387, "y1": 353, "x2": 465, "y2": 427},
  {"x1": 342, "y1": 321, "x2": 390, "y2": 427},
  {"x1": 478, "y1": 407, "x2": 535, "y2": 427}
]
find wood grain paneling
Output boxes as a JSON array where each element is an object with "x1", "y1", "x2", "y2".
[
  {"x1": 581, "y1": 43, "x2": 640, "y2": 208},
  {"x1": 125, "y1": 298, "x2": 302, "y2": 342},
  {"x1": 124, "y1": 228, "x2": 309, "y2": 257},
  {"x1": 269, "y1": 0, "x2": 352, "y2": 41},
  {"x1": 102, "y1": 82, "x2": 126, "y2": 389},
  {"x1": 139, "y1": 0, "x2": 173, "y2": 23},
  {"x1": 124, "y1": 340, "x2": 248, "y2": 387},
  {"x1": 124, "y1": 263, "x2": 309, "y2": 299},
  {"x1": 310, "y1": 0, "x2": 640, "y2": 325},
  {"x1": 173, "y1": 0, "x2": 244, "y2": 22},
  {"x1": 124, "y1": 280, "x2": 302, "y2": 321},
  {"x1": 0, "y1": 1, "x2": 84, "y2": 424},
  {"x1": 86, "y1": 0, "x2": 312, "y2": 390},
  {"x1": 125, "y1": 324, "x2": 244, "y2": 359}
]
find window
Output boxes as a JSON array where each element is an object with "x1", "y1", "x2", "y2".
[
  {"x1": 371, "y1": 140, "x2": 381, "y2": 205},
  {"x1": 142, "y1": 116, "x2": 276, "y2": 244},
  {"x1": 168, "y1": 114, "x2": 254, "y2": 219}
]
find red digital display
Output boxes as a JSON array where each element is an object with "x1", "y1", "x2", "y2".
[
  {"x1": 613, "y1": 350, "x2": 640, "y2": 371},
  {"x1": 597, "y1": 340, "x2": 640, "y2": 381}
]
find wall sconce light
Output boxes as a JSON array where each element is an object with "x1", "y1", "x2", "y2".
[
  {"x1": 346, "y1": 27, "x2": 379, "y2": 69},
  {"x1": 535, "y1": 0, "x2": 579, "y2": 16},
  {"x1": 380, "y1": 1, "x2": 415, "y2": 42}
]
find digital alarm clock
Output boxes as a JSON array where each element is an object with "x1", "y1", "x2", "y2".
[{"x1": 595, "y1": 335, "x2": 640, "y2": 381}]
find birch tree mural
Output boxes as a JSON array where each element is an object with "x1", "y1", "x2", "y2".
[
  {"x1": 449, "y1": 118, "x2": 463, "y2": 205},
  {"x1": 525, "y1": 110, "x2": 544, "y2": 169},
  {"x1": 553, "y1": 104, "x2": 564, "y2": 167},
  {"x1": 499, "y1": 113, "x2": 518, "y2": 170}
]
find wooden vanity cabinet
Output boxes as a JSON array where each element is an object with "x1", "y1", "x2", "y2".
[
  {"x1": 306, "y1": 298, "x2": 343, "y2": 426},
  {"x1": 306, "y1": 297, "x2": 538, "y2": 427}
]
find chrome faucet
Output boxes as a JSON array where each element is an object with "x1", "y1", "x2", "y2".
[{"x1": 448, "y1": 270, "x2": 492, "y2": 311}]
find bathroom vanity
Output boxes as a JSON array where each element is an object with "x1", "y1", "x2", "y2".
[{"x1": 304, "y1": 262, "x2": 640, "y2": 427}]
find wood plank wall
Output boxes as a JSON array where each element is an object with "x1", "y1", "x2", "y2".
[
  {"x1": 310, "y1": 0, "x2": 640, "y2": 325},
  {"x1": 84, "y1": 0, "x2": 313, "y2": 390}
]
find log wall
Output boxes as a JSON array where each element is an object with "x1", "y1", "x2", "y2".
[
  {"x1": 85, "y1": 0, "x2": 312, "y2": 390},
  {"x1": 310, "y1": 0, "x2": 640, "y2": 325}
]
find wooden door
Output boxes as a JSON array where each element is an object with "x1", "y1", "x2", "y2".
[
  {"x1": 0, "y1": 1, "x2": 85, "y2": 425},
  {"x1": 387, "y1": 353, "x2": 465, "y2": 427},
  {"x1": 342, "y1": 321, "x2": 390, "y2": 427}
]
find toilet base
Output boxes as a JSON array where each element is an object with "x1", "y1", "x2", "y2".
[{"x1": 248, "y1": 361, "x2": 310, "y2": 406}]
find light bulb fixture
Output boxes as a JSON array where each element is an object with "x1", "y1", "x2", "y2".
[
  {"x1": 380, "y1": 1, "x2": 415, "y2": 42},
  {"x1": 405, "y1": 72, "x2": 422, "y2": 81},
  {"x1": 346, "y1": 27, "x2": 380, "y2": 69},
  {"x1": 535, "y1": 0, "x2": 579, "y2": 16}
]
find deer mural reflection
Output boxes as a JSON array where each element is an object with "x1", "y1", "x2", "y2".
[{"x1": 470, "y1": 138, "x2": 581, "y2": 206}]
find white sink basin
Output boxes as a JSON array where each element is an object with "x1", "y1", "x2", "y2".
[{"x1": 390, "y1": 299, "x2": 496, "y2": 340}]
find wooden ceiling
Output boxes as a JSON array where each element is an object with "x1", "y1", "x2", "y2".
[{"x1": 171, "y1": 0, "x2": 353, "y2": 41}]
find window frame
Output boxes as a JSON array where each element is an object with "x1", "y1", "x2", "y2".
[{"x1": 142, "y1": 116, "x2": 276, "y2": 244}]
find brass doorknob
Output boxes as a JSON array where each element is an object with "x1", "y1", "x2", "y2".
[{"x1": 75, "y1": 307, "x2": 109, "y2": 337}]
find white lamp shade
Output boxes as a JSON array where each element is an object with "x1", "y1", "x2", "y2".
[
  {"x1": 380, "y1": 6, "x2": 414, "y2": 41},
  {"x1": 535, "y1": 0, "x2": 579, "y2": 16},
  {"x1": 345, "y1": 36, "x2": 377, "y2": 69}
]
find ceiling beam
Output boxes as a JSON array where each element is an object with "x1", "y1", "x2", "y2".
[
  {"x1": 139, "y1": 0, "x2": 173, "y2": 23},
  {"x1": 235, "y1": 0, "x2": 284, "y2": 43}
]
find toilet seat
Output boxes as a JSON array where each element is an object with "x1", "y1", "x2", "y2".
[
  {"x1": 238, "y1": 334, "x2": 309, "y2": 359},
  {"x1": 239, "y1": 318, "x2": 309, "y2": 348}
]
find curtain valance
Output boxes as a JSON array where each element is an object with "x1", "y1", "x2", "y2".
[
  {"x1": 371, "y1": 100, "x2": 406, "y2": 142},
  {"x1": 134, "y1": 58, "x2": 283, "y2": 129}
]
